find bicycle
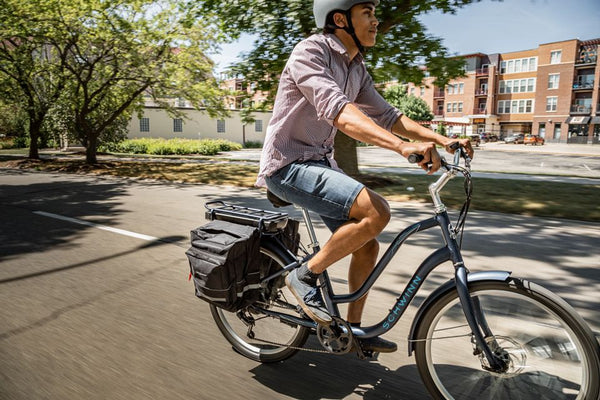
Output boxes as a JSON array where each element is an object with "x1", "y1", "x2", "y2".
[{"x1": 205, "y1": 148, "x2": 600, "y2": 399}]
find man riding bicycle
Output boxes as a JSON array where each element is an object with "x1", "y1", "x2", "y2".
[{"x1": 256, "y1": 0, "x2": 473, "y2": 353}]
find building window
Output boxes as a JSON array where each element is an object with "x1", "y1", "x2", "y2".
[
  {"x1": 507, "y1": 60, "x2": 514, "y2": 73},
  {"x1": 458, "y1": 83, "x2": 464, "y2": 94},
  {"x1": 217, "y1": 119, "x2": 225, "y2": 133},
  {"x1": 553, "y1": 124, "x2": 561, "y2": 139},
  {"x1": 458, "y1": 102, "x2": 463, "y2": 112},
  {"x1": 527, "y1": 78, "x2": 535, "y2": 92},
  {"x1": 420, "y1": 86, "x2": 425, "y2": 96},
  {"x1": 500, "y1": 61, "x2": 506, "y2": 74},
  {"x1": 550, "y1": 50, "x2": 562, "y2": 64},
  {"x1": 546, "y1": 97, "x2": 558, "y2": 112},
  {"x1": 529, "y1": 57, "x2": 537, "y2": 71},
  {"x1": 451, "y1": 102, "x2": 457, "y2": 112},
  {"x1": 446, "y1": 102, "x2": 451, "y2": 112},
  {"x1": 548, "y1": 74, "x2": 560, "y2": 89},
  {"x1": 539, "y1": 123, "x2": 546, "y2": 138},
  {"x1": 526, "y1": 100, "x2": 533, "y2": 113},
  {"x1": 511, "y1": 100, "x2": 519, "y2": 114},
  {"x1": 254, "y1": 120, "x2": 263, "y2": 132},
  {"x1": 177, "y1": 98, "x2": 186, "y2": 108},
  {"x1": 519, "y1": 79, "x2": 527, "y2": 92},
  {"x1": 140, "y1": 118, "x2": 150, "y2": 132},
  {"x1": 173, "y1": 118, "x2": 183, "y2": 133}
]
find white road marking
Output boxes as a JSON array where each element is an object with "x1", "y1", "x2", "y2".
[
  {"x1": 583, "y1": 164, "x2": 592, "y2": 171},
  {"x1": 33, "y1": 211, "x2": 158, "y2": 241}
]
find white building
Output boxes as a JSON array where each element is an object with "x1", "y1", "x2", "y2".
[{"x1": 128, "y1": 101, "x2": 272, "y2": 145}]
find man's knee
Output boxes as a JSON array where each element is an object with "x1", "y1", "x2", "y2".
[{"x1": 350, "y1": 188, "x2": 390, "y2": 235}]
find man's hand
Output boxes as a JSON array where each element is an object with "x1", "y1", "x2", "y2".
[
  {"x1": 399, "y1": 142, "x2": 442, "y2": 174},
  {"x1": 443, "y1": 138, "x2": 474, "y2": 159}
]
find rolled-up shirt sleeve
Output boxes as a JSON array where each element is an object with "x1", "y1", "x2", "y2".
[
  {"x1": 355, "y1": 74, "x2": 403, "y2": 131},
  {"x1": 288, "y1": 41, "x2": 350, "y2": 126}
]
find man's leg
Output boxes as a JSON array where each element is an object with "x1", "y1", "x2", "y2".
[
  {"x1": 346, "y1": 238, "x2": 379, "y2": 324},
  {"x1": 307, "y1": 187, "x2": 390, "y2": 274}
]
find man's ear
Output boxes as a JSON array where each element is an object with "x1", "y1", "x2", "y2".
[{"x1": 333, "y1": 12, "x2": 347, "y2": 28}]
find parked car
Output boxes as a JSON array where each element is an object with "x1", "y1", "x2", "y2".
[
  {"x1": 504, "y1": 134, "x2": 524, "y2": 144},
  {"x1": 524, "y1": 134, "x2": 545, "y2": 145},
  {"x1": 467, "y1": 134, "x2": 481, "y2": 147},
  {"x1": 480, "y1": 132, "x2": 498, "y2": 142}
]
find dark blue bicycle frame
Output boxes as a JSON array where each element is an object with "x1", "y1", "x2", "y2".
[{"x1": 259, "y1": 208, "x2": 506, "y2": 370}]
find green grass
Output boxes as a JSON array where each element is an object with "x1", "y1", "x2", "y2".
[
  {"x1": 1, "y1": 156, "x2": 598, "y2": 222},
  {"x1": 99, "y1": 138, "x2": 242, "y2": 156}
]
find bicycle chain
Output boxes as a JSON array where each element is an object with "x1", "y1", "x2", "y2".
[{"x1": 249, "y1": 300, "x2": 333, "y2": 354}]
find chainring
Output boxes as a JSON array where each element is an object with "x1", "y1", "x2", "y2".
[{"x1": 316, "y1": 317, "x2": 354, "y2": 355}]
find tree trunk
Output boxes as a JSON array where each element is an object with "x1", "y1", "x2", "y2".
[
  {"x1": 28, "y1": 118, "x2": 41, "y2": 159},
  {"x1": 85, "y1": 134, "x2": 98, "y2": 164},
  {"x1": 334, "y1": 132, "x2": 359, "y2": 176}
]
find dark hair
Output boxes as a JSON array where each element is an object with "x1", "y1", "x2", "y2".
[{"x1": 323, "y1": 10, "x2": 342, "y2": 34}]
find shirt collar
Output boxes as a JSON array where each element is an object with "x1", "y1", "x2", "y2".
[{"x1": 324, "y1": 33, "x2": 364, "y2": 63}]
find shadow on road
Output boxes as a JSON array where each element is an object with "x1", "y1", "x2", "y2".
[
  {"x1": 249, "y1": 336, "x2": 429, "y2": 399},
  {"x1": 0, "y1": 174, "x2": 130, "y2": 262}
]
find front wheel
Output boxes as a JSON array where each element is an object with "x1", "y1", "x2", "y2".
[
  {"x1": 414, "y1": 278, "x2": 600, "y2": 399},
  {"x1": 210, "y1": 246, "x2": 310, "y2": 363}
]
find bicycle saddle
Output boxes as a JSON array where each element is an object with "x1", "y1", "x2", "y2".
[{"x1": 267, "y1": 190, "x2": 293, "y2": 208}]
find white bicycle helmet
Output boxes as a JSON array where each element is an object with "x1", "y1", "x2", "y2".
[{"x1": 313, "y1": 0, "x2": 380, "y2": 29}]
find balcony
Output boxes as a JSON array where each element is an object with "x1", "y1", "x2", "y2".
[
  {"x1": 433, "y1": 109, "x2": 444, "y2": 117},
  {"x1": 476, "y1": 68, "x2": 489, "y2": 76},
  {"x1": 570, "y1": 104, "x2": 592, "y2": 114},
  {"x1": 433, "y1": 90, "x2": 445, "y2": 98},
  {"x1": 573, "y1": 76, "x2": 595, "y2": 90},
  {"x1": 474, "y1": 89, "x2": 488, "y2": 96},
  {"x1": 575, "y1": 50, "x2": 597, "y2": 66},
  {"x1": 472, "y1": 107, "x2": 487, "y2": 115}
]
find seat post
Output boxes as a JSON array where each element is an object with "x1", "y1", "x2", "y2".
[{"x1": 299, "y1": 207, "x2": 320, "y2": 252}]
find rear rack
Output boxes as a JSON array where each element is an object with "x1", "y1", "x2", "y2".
[{"x1": 204, "y1": 201, "x2": 289, "y2": 232}]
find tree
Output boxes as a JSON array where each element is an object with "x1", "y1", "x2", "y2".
[
  {"x1": 1, "y1": 0, "x2": 226, "y2": 164},
  {"x1": 0, "y1": 0, "x2": 72, "y2": 158},
  {"x1": 200, "y1": 0, "x2": 476, "y2": 174},
  {"x1": 383, "y1": 84, "x2": 434, "y2": 122}
]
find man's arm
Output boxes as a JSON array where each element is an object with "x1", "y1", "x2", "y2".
[{"x1": 334, "y1": 103, "x2": 473, "y2": 173}]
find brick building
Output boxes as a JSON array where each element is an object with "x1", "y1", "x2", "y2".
[{"x1": 406, "y1": 38, "x2": 600, "y2": 144}]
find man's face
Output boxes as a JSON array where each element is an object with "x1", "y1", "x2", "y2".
[{"x1": 350, "y1": 3, "x2": 378, "y2": 47}]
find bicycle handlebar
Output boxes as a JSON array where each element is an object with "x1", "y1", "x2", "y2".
[{"x1": 407, "y1": 142, "x2": 470, "y2": 171}]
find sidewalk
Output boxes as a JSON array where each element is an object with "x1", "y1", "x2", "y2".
[{"x1": 477, "y1": 141, "x2": 600, "y2": 156}]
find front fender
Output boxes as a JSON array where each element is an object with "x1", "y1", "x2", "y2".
[{"x1": 407, "y1": 270, "x2": 511, "y2": 356}]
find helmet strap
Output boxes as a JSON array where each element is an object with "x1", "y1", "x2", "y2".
[{"x1": 343, "y1": 9, "x2": 365, "y2": 54}]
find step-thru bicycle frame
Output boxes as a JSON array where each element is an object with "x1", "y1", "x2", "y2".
[{"x1": 257, "y1": 149, "x2": 510, "y2": 370}]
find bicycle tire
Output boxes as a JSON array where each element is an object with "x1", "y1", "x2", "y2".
[
  {"x1": 210, "y1": 246, "x2": 310, "y2": 363},
  {"x1": 414, "y1": 278, "x2": 600, "y2": 400}
]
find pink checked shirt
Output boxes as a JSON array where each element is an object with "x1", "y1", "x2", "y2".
[{"x1": 256, "y1": 33, "x2": 402, "y2": 187}]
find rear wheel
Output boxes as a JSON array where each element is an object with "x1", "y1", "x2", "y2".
[
  {"x1": 414, "y1": 278, "x2": 600, "y2": 399},
  {"x1": 210, "y1": 247, "x2": 310, "y2": 363}
]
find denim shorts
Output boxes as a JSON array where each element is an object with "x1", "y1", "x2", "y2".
[{"x1": 265, "y1": 159, "x2": 365, "y2": 232}]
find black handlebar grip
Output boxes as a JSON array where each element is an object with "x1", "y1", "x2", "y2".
[
  {"x1": 449, "y1": 141, "x2": 460, "y2": 151},
  {"x1": 408, "y1": 154, "x2": 424, "y2": 164}
]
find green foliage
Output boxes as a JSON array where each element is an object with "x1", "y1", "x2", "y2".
[
  {"x1": 201, "y1": 0, "x2": 473, "y2": 101},
  {"x1": 1, "y1": 0, "x2": 226, "y2": 163},
  {"x1": 0, "y1": 100, "x2": 28, "y2": 138},
  {"x1": 99, "y1": 138, "x2": 242, "y2": 156},
  {"x1": 436, "y1": 123, "x2": 447, "y2": 136},
  {"x1": 243, "y1": 140, "x2": 263, "y2": 148},
  {"x1": 383, "y1": 84, "x2": 434, "y2": 121}
]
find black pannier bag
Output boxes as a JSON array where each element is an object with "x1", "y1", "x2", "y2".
[{"x1": 186, "y1": 220, "x2": 261, "y2": 312}]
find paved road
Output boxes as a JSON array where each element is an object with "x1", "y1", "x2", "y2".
[
  {"x1": 1, "y1": 170, "x2": 599, "y2": 400},
  {"x1": 218, "y1": 142, "x2": 600, "y2": 182}
]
